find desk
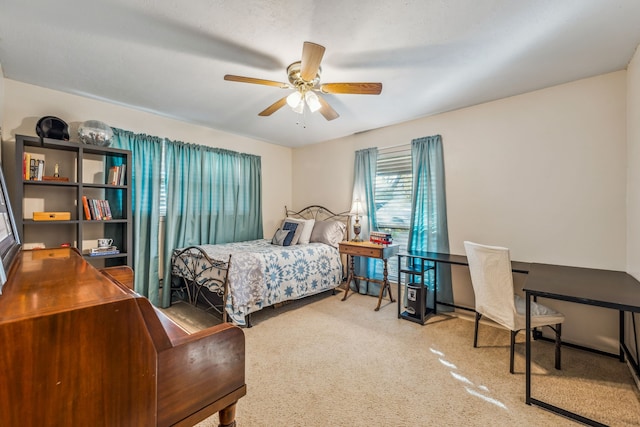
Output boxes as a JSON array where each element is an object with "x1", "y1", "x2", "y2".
[
  {"x1": 339, "y1": 241, "x2": 399, "y2": 311},
  {"x1": 524, "y1": 263, "x2": 640, "y2": 426},
  {"x1": 397, "y1": 250, "x2": 530, "y2": 323},
  {"x1": 401, "y1": 250, "x2": 530, "y2": 273}
]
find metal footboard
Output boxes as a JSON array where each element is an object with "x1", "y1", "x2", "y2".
[{"x1": 170, "y1": 246, "x2": 232, "y2": 323}]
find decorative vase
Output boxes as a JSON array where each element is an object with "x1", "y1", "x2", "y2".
[{"x1": 78, "y1": 120, "x2": 113, "y2": 147}]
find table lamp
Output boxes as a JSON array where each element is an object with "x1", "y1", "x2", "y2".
[{"x1": 350, "y1": 199, "x2": 364, "y2": 242}]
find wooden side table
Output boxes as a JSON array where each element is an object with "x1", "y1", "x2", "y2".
[{"x1": 339, "y1": 241, "x2": 399, "y2": 311}]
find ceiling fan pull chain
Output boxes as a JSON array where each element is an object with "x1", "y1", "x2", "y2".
[{"x1": 297, "y1": 105, "x2": 308, "y2": 129}]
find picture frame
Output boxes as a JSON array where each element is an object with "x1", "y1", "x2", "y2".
[{"x1": 0, "y1": 163, "x2": 21, "y2": 293}]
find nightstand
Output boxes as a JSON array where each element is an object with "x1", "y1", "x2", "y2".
[{"x1": 339, "y1": 241, "x2": 399, "y2": 311}]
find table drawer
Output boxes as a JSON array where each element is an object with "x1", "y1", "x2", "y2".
[{"x1": 340, "y1": 245, "x2": 381, "y2": 258}]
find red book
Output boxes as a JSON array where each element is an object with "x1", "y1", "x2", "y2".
[{"x1": 82, "y1": 196, "x2": 92, "y2": 220}]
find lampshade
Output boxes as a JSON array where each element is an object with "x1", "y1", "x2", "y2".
[
  {"x1": 292, "y1": 100, "x2": 305, "y2": 114},
  {"x1": 305, "y1": 91, "x2": 321, "y2": 112},
  {"x1": 286, "y1": 91, "x2": 303, "y2": 109},
  {"x1": 350, "y1": 199, "x2": 365, "y2": 216}
]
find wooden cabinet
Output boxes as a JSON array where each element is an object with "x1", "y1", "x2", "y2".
[
  {"x1": 0, "y1": 248, "x2": 245, "y2": 427},
  {"x1": 4, "y1": 135, "x2": 132, "y2": 268}
]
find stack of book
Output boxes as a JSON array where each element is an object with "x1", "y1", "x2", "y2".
[
  {"x1": 370, "y1": 231, "x2": 393, "y2": 245},
  {"x1": 82, "y1": 196, "x2": 113, "y2": 220},
  {"x1": 23, "y1": 153, "x2": 45, "y2": 181},
  {"x1": 89, "y1": 246, "x2": 120, "y2": 257},
  {"x1": 107, "y1": 165, "x2": 126, "y2": 186}
]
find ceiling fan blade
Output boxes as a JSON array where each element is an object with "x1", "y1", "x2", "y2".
[
  {"x1": 317, "y1": 95, "x2": 339, "y2": 121},
  {"x1": 300, "y1": 42, "x2": 325, "y2": 81},
  {"x1": 320, "y1": 82, "x2": 383, "y2": 95},
  {"x1": 224, "y1": 74, "x2": 289, "y2": 89},
  {"x1": 258, "y1": 96, "x2": 288, "y2": 116}
]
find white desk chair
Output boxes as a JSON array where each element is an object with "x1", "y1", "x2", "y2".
[{"x1": 464, "y1": 241, "x2": 565, "y2": 374}]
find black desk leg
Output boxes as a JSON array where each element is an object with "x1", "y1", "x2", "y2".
[
  {"x1": 620, "y1": 310, "x2": 625, "y2": 362},
  {"x1": 397, "y1": 254, "x2": 402, "y2": 319},
  {"x1": 435, "y1": 262, "x2": 438, "y2": 314},
  {"x1": 433, "y1": 262, "x2": 438, "y2": 315},
  {"x1": 525, "y1": 292, "x2": 532, "y2": 405}
]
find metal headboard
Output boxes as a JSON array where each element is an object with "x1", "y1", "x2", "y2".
[{"x1": 284, "y1": 205, "x2": 351, "y2": 241}]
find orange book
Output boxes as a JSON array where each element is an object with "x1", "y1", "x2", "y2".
[{"x1": 82, "y1": 196, "x2": 92, "y2": 220}]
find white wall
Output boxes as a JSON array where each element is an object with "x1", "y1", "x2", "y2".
[
  {"x1": 627, "y1": 47, "x2": 640, "y2": 280},
  {"x1": 1, "y1": 79, "x2": 292, "y2": 236},
  {"x1": 0, "y1": 63, "x2": 5, "y2": 157},
  {"x1": 626, "y1": 45, "x2": 640, "y2": 364},
  {"x1": 294, "y1": 71, "x2": 628, "y2": 352}
]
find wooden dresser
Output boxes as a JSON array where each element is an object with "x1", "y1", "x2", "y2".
[{"x1": 0, "y1": 248, "x2": 245, "y2": 427}]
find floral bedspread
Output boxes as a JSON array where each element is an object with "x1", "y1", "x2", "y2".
[{"x1": 171, "y1": 239, "x2": 343, "y2": 325}]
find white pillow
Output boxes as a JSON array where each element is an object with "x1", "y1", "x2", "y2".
[{"x1": 296, "y1": 218, "x2": 316, "y2": 244}]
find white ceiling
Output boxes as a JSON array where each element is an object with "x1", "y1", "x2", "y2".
[{"x1": 1, "y1": 1, "x2": 640, "y2": 148}]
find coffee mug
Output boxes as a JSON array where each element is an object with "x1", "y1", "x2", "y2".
[{"x1": 97, "y1": 238, "x2": 113, "y2": 248}]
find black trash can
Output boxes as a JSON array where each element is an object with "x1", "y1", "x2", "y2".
[{"x1": 406, "y1": 283, "x2": 424, "y2": 318}]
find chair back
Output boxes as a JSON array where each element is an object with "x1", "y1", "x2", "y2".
[{"x1": 464, "y1": 241, "x2": 517, "y2": 330}]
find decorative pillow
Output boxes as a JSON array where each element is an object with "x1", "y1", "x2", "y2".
[
  {"x1": 296, "y1": 218, "x2": 315, "y2": 244},
  {"x1": 272, "y1": 223, "x2": 299, "y2": 246},
  {"x1": 271, "y1": 228, "x2": 290, "y2": 246},
  {"x1": 281, "y1": 218, "x2": 305, "y2": 245},
  {"x1": 309, "y1": 220, "x2": 346, "y2": 248}
]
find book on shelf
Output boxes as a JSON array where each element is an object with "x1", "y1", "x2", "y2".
[
  {"x1": 107, "y1": 164, "x2": 127, "y2": 186},
  {"x1": 91, "y1": 245, "x2": 118, "y2": 253},
  {"x1": 83, "y1": 197, "x2": 113, "y2": 220},
  {"x1": 82, "y1": 196, "x2": 92, "y2": 220},
  {"x1": 23, "y1": 153, "x2": 45, "y2": 181},
  {"x1": 119, "y1": 164, "x2": 126, "y2": 185},
  {"x1": 23, "y1": 153, "x2": 30, "y2": 180},
  {"x1": 89, "y1": 246, "x2": 120, "y2": 256}
]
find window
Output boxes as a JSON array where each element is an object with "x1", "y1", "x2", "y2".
[
  {"x1": 374, "y1": 145, "x2": 412, "y2": 281},
  {"x1": 159, "y1": 140, "x2": 167, "y2": 216}
]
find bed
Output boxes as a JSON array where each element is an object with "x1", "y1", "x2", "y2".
[{"x1": 170, "y1": 205, "x2": 350, "y2": 326}]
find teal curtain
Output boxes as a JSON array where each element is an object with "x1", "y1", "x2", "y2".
[
  {"x1": 208, "y1": 149, "x2": 263, "y2": 243},
  {"x1": 111, "y1": 128, "x2": 163, "y2": 305},
  {"x1": 351, "y1": 147, "x2": 380, "y2": 296},
  {"x1": 408, "y1": 135, "x2": 452, "y2": 307},
  {"x1": 162, "y1": 139, "x2": 263, "y2": 304}
]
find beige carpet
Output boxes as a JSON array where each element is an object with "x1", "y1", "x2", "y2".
[{"x1": 162, "y1": 290, "x2": 640, "y2": 427}]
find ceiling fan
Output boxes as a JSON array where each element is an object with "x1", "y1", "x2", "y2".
[{"x1": 224, "y1": 42, "x2": 382, "y2": 121}]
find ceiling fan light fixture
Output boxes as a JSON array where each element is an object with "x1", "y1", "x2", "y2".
[
  {"x1": 224, "y1": 42, "x2": 380, "y2": 121},
  {"x1": 305, "y1": 91, "x2": 321, "y2": 113},
  {"x1": 292, "y1": 100, "x2": 305, "y2": 114},
  {"x1": 286, "y1": 91, "x2": 302, "y2": 108}
]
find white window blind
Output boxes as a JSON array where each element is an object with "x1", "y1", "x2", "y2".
[
  {"x1": 374, "y1": 145, "x2": 412, "y2": 281},
  {"x1": 375, "y1": 146, "x2": 412, "y2": 232},
  {"x1": 159, "y1": 140, "x2": 167, "y2": 216}
]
